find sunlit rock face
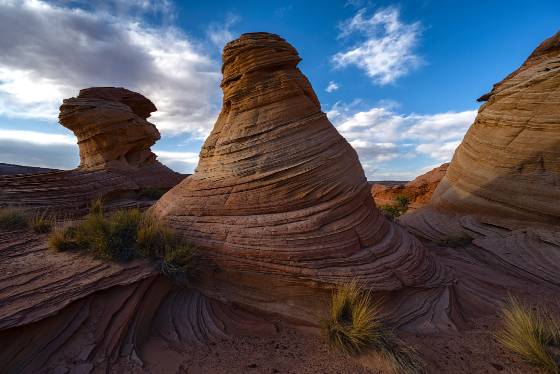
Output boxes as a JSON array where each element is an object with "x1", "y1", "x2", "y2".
[
  {"x1": 153, "y1": 33, "x2": 455, "y2": 328},
  {"x1": 59, "y1": 87, "x2": 161, "y2": 171},
  {"x1": 428, "y1": 31, "x2": 560, "y2": 224}
]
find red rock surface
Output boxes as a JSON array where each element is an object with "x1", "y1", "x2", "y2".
[
  {"x1": 371, "y1": 163, "x2": 449, "y2": 210},
  {"x1": 151, "y1": 33, "x2": 475, "y2": 332}
]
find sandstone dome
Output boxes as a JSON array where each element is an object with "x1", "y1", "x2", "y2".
[{"x1": 152, "y1": 32, "x2": 453, "y2": 328}]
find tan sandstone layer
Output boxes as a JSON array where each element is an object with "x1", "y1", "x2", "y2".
[
  {"x1": 414, "y1": 32, "x2": 560, "y2": 224},
  {"x1": 402, "y1": 32, "x2": 560, "y2": 292},
  {"x1": 0, "y1": 87, "x2": 183, "y2": 213}
]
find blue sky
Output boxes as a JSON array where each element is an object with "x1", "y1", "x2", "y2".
[{"x1": 0, "y1": 0, "x2": 558, "y2": 180}]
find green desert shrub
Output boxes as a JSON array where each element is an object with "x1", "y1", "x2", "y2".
[
  {"x1": 48, "y1": 224, "x2": 81, "y2": 252},
  {"x1": 496, "y1": 296, "x2": 560, "y2": 373},
  {"x1": 379, "y1": 204, "x2": 402, "y2": 220},
  {"x1": 0, "y1": 207, "x2": 29, "y2": 230},
  {"x1": 379, "y1": 195, "x2": 410, "y2": 220},
  {"x1": 47, "y1": 199, "x2": 197, "y2": 282},
  {"x1": 30, "y1": 210, "x2": 54, "y2": 234},
  {"x1": 322, "y1": 282, "x2": 425, "y2": 373},
  {"x1": 395, "y1": 194, "x2": 410, "y2": 210},
  {"x1": 161, "y1": 241, "x2": 197, "y2": 285}
]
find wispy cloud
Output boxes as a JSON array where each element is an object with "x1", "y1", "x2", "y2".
[
  {"x1": 332, "y1": 7, "x2": 422, "y2": 85},
  {"x1": 325, "y1": 81, "x2": 340, "y2": 93},
  {"x1": 153, "y1": 150, "x2": 199, "y2": 173},
  {"x1": 328, "y1": 101, "x2": 476, "y2": 179},
  {"x1": 207, "y1": 13, "x2": 240, "y2": 48},
  {"x1": 0, "y1": 0, "x2": 221, "y2": 137}
]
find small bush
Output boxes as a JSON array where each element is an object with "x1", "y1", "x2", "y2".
[
  {"x1": 161, "y1": 242, "x2": 196, "y2": 285},
  {"x1": 395, "y1": 195, "x2": 410, "y2": 210},
  {"x1": 47, "y1": 199, "x2": 197, "y2": 283},
  {"x1": 379, "y1": 204, "x2": 402, "y2": 220},
  {"x1": 48, "y1": 225, "x2": 81, "y2": 252},
  {"x1": 496, "y1": 296, "x2": 560, "y2": 373},
  {"x1": 137, "y1": 213, "x2": 174, "y2": 258},
  {"x1": 94, "y1": 208, "x2": 142, "y2": 262},
  {"x1": 30, "y1": 211, "x2": 53, "y2": 233},
  {"x1": 0, "y1": 207, "x2": 29, "y2": 230},
  {"x1": 322, "y1": 282, "x2": 425, "y2": 373}
]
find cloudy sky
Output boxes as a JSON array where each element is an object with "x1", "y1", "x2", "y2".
[{"x1": 0, "y1": 0, "x2": 558, "y2": 180}]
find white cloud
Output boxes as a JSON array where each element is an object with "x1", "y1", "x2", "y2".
[
  {"x1": 332, "y1": 7, "x2": 422, "y2": 85},
  {"x1": 153, "y1": 149, "x2": 199, "y2": 174},
  {"x1": 0, "y1": 129, "x2": 75, "y2": 145},
  {"x1": 325, "y1": 81, "x2": 340, "y2": 93},
  {"x1": 327, "y1": 101, "x2": 477, "y2": 179},
  {"x1": 0, "y1": 0, "x2": 221, "y2": 137},
  {"x1": 207, "y1": 13, "x2": 240, "y2": 48}
]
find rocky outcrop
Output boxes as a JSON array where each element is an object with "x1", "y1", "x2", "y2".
[
  {"x1": 415, "y1": 32, "x2": 560, "y2": 224},
  {"x1": 0, "y1": 88, "x2": 183, "y2": 212},
  {"x1": 60, "y1": 87, "x2": 158, "y2": 171},
  {"x1": 371, "y1": 163, "x2": 448, "y2": 210},
  {"x1": 151, "y1": 32, "x2": 467, "y2": 330},
  {"x1": 402, "y1": 32, "x2": 560, "y2": 289}
]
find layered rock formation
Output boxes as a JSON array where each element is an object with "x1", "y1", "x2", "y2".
[
  {"x1": 152, "y1": 32, "x2": 463, "y2": 329},
  {"x1": 416, "y1": 32, "x2": 560, "y2": 224},
  {"x1": 371, "y1": 163, "x2": 449, "y2": 211},
  {"x1": 0, "y1": 88, "x2": 183, "y2": 212},
  {"x1": 402, "y1": 31, "x2": 560, "y2": 290}
]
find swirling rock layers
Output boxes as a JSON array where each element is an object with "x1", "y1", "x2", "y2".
[
  {"x1": 153, "y1": 33, "x2": 452, "y2": 328},
  {"x1": 403, "y1": 31, "x2": 560, "y2": 289},
  {"x1": 426, "y1": 31, "x2": 560, "y2": 223}
]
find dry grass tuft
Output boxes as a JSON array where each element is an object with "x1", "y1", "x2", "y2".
[
  {"x1": 496, "y1": 296, "x2": 560, "y2": 373},
  {"x1": 323, "y1": 281, "x2": 382, "y2": 355},
  {"x1": 0, "y1": 207, "x2": 29, "y2": 230},
  {"x1": 48, "y1": 224, "x2": 80, "y2": 252},
  {"x1": 322, "y1": 282, "x2": 425, "y2": 373},
  {"x1": 30, "y1": 210, "x2": 54, "y2": 233}
]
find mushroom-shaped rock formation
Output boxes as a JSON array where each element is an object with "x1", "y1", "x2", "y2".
[
  {"x1": 402, "y1": 31, "x2": 560, "y2": 288},
  {"x1": 59, "y1": 87, "x2": 160, "y2": 171},
  {"x1": 153, "y1": 33, "x2": 458, "y2": 329},
  {"x1": 0, "y1": 87, "x2": 183, "y2": 212}
]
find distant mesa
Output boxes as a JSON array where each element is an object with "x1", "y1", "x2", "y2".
[
  {"x1": 0, "y1": 87, "x2": 183, "y2": 212},
  {"x1": 152, "y1": 32, "x2": 463, "y2": 330}
]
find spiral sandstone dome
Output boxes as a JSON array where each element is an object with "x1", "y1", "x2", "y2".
[{"x1": 151, "y1": 32, "x2": 465, "y2": 329}]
